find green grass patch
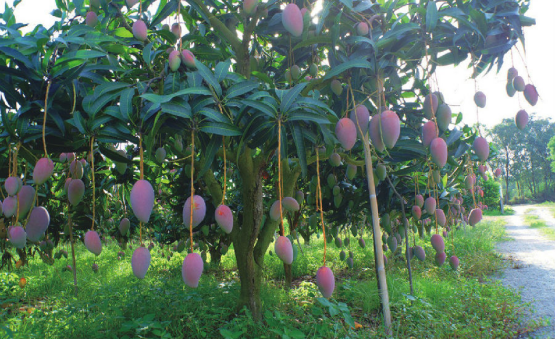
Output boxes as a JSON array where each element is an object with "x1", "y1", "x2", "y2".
[
  {"x1": 483, "y1": 207, "x2": 515, "y2": 216},
  {"x1": 0, "y1": 220, "x2": 536, "y2": 338},
  {"x1": 524, "y1": 214, "x2": 555, "y2": 240}
]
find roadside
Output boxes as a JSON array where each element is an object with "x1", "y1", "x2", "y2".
[{"x1": 496, "y1": 204, "x2": 555, "y2": 338}]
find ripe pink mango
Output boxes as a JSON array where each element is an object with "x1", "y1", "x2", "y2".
[
  {"x1": 449, "y1": 255, "x2": 459, "y2": 270},
  {"x1": 243, "y1": 0, "x2": 258, "y2": 16},
  {"x1": 182, "y1": 252, "x2": 204, "y2": 288},
  {"x1": 472, "y1": 137, "x2": 489, "y2": 162},
  {"x1": 356, "y1": 22, "x2": 369, "y2": 35},
  {"x1": 133, "y1": 19, "x2": 148, "y2": 41},
  {"x1": 430, "y1": 137, "x2": 447, "y2": 168},
  {"x1": 435, "y1": 209, "x2": 446, "y2": 227},
  {"x1": 269, "y1": 200, "x2": 281, "y2": 221},
  {"x1": 3, "y1": 196, "x2": 17, "y2": 217},
  {"x1": 132, "y1": 247, "x2": 151, "y2": 279},
  {"x1": 435, "y1": 251, "x2": 446, "y2": 266},
  {"x1": 436, "y1": 104, "x2": 451, "y2": 131},
  {"x1": 275, "y1": 236, "x2": 293, "y2": 264},
  {"x1": 18, "y1": 185, "x2": 35, "y2": 218},
  {"x1": 468, "y1": 208, "x2": 482, "y2": 226},
  {"x1": 369, "y1": 114, "x2": 385, "y2": 152},
  {"x1": 350, "y1": 105, "x2": 370, "y2": 137},
  {"x1": 60, "y1": 153, "x2": 67, "y2": 162},
  {"x1": 422, "y1": 121, "x2": 438, "y2": 147},
  {"x1": 33, "y1": 158, "x2": 54, "y2": 185},
  {"x1": 119, "y1": 218, "x2": 130, "y2": 236},
  {"x1": 423, "y1": 93, "x2": 438, "y2": 119},
  {"x1": 26, "y1": 207, "x2": 50, "y2": 242},
  {"x1": 430, "y1": 234, "x2": 444, "y2": 252},
  {"x1": 316, "y1": 266, "x2": 335, "y2": 298},
  {"x1": 424, "y1": 197, "x2": 436, "y2": 215},
  {"x1": 67, "y1": 153, "x2": 76, "y2": 163},
  {"x1": 335, "y1": 118, "x2": 357, "y2": 150},
  {"x1": 85, "y1": 11, "x2": 98, "y2": 27},
  {"x1": 415, "y1": 194, "x2": 424, "y2": 208},
  {"x1": 494, "y1": 168, "x2": 502, "y2": 178},
  {"x1": 70, "y1": 159, "x2": 84, "y2": 179},
  {"x1": 169, "y1": 50, "x2": 181, "y2": 72},
  {"x1": 474, "y1": 91, "x2": 486, "y2": 108},
  {"x1": 282, "y1": 4, "x2": 303, "y2": 37},
  {"x1": 68, "y1": 179, "x2": 85, "y2": 206},
  {"x1": 131, "y1": 180, "x2": 154, "y2": 223},
  {"x1": 215, "y1": 204, "x2": 233, "y2": 234},
  {"x1": 414, "y1": 245, "x2": 426, "y2": 261},
  {"x1": 183, "y1": 195, "x2": 206, "y2": 227},
  {"x1": 523, "y1": 84, "x2": 538, "y2": 106},
  {"x1": 380, "y1": 110, "x2": 400, "y2": 149},
  {"x1": 9, "y1": 226, "x2": 26, "y2": 249},
  {"x1": 411, "y1": 206, "x2": 421, "y2": 220},
  {"x1": 282, "y1": 197, "x2": 300, "y2": 212},
  {"x1": 5, "y1": 176, "x2": 21, "y2": 196},
  {"x1": 515, "y1": 110, "x2": 529, "y2": 130},
  {"x1": 181, "y1": 50, "x2": 196, "y2": 68},
  {"x1": 85, "y1": 230, "x2": 102, "y2": 256}
]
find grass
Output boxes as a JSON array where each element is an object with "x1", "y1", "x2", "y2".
[
  {"x1": 483, "y1": 207, "x2": 515, "y2": 216},
  {"x1": 0, "y1": 219, "x2": 538, "y2": 339},
  {"x1": 523, "y1": 214, "x2": 555, "y2": 241}
]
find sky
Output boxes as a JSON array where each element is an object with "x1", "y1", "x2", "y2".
[{"x1": 1, "y1": 0, "x2": 553, "y2": 129}]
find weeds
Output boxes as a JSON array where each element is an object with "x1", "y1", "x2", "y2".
[{"x1": 0, "y1": 220, "x2": 536, "y2": 338}]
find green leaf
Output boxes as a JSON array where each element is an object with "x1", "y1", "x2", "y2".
[
  {"x1": 73, "y1": 111, "x2": 87, "y2": 134},
  {"x1": 242, "y1": 99, "x2": 276, "y2": 118},
  {"x1": 292, "y1": 35, "x2": 333, "y2": 51},
  {"x1": 198, "y1": 136, "x2": 222, "y2": 178},
  {"x1": 0, "y1": 47, "x2": 33, "y2": 69},
  {"x1": 323, "y1": 57, "x2": 372, "y2": 80},
  {"x1": 119, "y1": 88, "x2": 134, "y2": 121},
  {"x1": 291, "y1": 123, "x2": 307, "y2": 178},
  {"x1": 200, "y1": 122, "x2": 241, "y2": 136},
  {"x1": 143, "y1": 42, "x2": 154, "y2": 65},
  {"x1": 226, "y1": 81, "x2": 259, "y2": 100},
  {"x1": 161, "y1": 100, "x2": 192, "y2": 119},
  {"x1": 280, "y1": 83, "x2": 308, "y2": 113},
  {"x1": 426, "y1": 1, "x2": 438, "y2": 32},
  {"x1": 198, "y1": 107, "x2": 230, "y2": 123},
  {"x1": 214, "y1": 60, "x2": 231, "y2": 82},
  {"x1": 195, "y1": 61, "x2": 222, "y2": 97},
  {"x1": 288, "y1": 111, "x2": 330, "y2": 124},
  {"x1": 141, "y1": 87, "x2": 211, "y2": 104},
  {"x1": 150, "y1": 0, "x2": 178, "y2": 27}
]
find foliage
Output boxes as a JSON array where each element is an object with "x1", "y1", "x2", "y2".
[
  {"x1": 0, "y1": 0, "x2": 536, "y2": 327},
  {"x1": 490, "y1": 117, "x2": 555, "y2": 203}
]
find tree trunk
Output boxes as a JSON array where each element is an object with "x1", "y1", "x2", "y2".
[{"x1": 233, "y1": 149, "x2": 264, "y2": 319}]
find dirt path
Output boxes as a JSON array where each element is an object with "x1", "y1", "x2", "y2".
[{"x1": 496, "y1": 204, "x2": 555, "y2": 338}]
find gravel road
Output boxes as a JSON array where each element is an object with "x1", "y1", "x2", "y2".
[{"x1": 496, "y1": 204, "x2": 555, "y2": 338}]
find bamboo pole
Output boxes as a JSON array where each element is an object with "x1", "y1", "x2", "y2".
[{"x1": 361, "y1": 135, "x2": 392, "y2": 335}]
